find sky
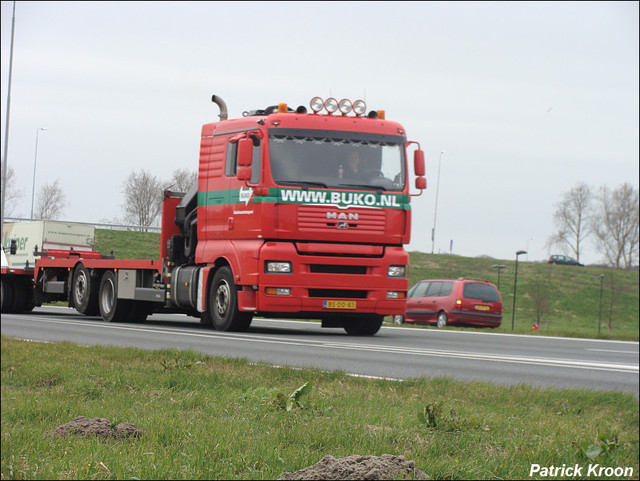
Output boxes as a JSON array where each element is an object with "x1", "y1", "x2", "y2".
[{"x1": 2, "y1": 1, "x2": 638, "y2": 265}]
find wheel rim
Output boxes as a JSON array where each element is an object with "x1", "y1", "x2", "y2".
[
  {"x1": 74, "y1": 271, "x2": 88, "y2": 304},
  {"x1": 215, "y1": 280, "x2": 231, "y2": 318},
  {"x1": 437, "y1": 313, "x2": 447, "y2": 328},
  {"x1": 100, "y1": 277, "x2": 115, "y2": 315}
]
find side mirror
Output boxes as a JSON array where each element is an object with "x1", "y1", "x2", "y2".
[
  {"x1": 238, "y1": 138, "x2": 253, "y2": 167},
  {"x1": 10, "y1": 239, "x2": 17, "y2": 255},
  {"x1": 238, "y1": 167, "x2": 252, "y2": 182},
  {"x1": 415, "y1": 177, "x2": 427, "y2": 190},
  {"x1": 414, "y1": 149, "x2": 425, "y2": 176}
]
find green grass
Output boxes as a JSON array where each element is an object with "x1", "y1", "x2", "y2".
[
  {"x1": 92, "y1": 229, "x2": 639, "y2": 341},
  {"x1": 2, "y1": 337, "x2": 638, "y2": 480},
  {"x1": 94, "y1": 229, "x2": 160, "y2": 260}
]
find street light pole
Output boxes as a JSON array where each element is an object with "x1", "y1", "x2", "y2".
[
  {"x1": 511, "y1": 250, "x2": 527, "y2": 331},
  {"x1": 430, "y1": 150, "x2": 445, "y2": 254},
  {"x1": 492, "y1": 264, "x2": 507, "y2": 291},
  {"x1": 1, "y1": 1, "x2": 17, "y2": 241},
  {"x1": 30, "y1": 127, "x2": 46, "y2": 219}
]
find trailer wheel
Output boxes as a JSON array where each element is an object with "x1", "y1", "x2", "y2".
[
  {"x1": 1, "y1": 278, "x2": 14, "y2": 313},
  {"x1": 98, "y1": 271, "x2": 132, "y2": 322},
  {"x1": 207, "y1": 266, "x2": 252, "y2": 332},
  {"x1": 343, "y1": 315, "x2": 384, "y2": 336},
  {"x1": 72, "y1": 265, "x2": 99, "y2": 315}
]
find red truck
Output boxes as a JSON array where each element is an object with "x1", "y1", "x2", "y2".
[{"x1": 1, "y1": 95, "x2": 426, "y2": 336}]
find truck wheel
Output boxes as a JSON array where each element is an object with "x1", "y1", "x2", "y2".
[
  {"x1": 11, "y1": 282, "x2": 27, "y2": 313},
  {"x1": 72, "y1": 265, "x2": 99, "y2": 315},
  {"x1": 208, "y1": 266, "x2": 252, "y2": 332},
  {"x1": 343, "y1": 315, "x2": 384, "y2": 336},
  {"x1": 98, "y1": 271, "x2": 132, "y2": 322},
  {"x1": 1, "y1": 278, "x2": 14, "y2": 313}
]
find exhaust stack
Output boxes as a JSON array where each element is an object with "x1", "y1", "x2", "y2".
[{"x1": 211, "y1": 95, "x2": 228, "y2": 121}]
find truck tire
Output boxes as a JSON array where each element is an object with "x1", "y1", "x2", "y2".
[
  {"x1": 207, "y1": 266, "x2": 252, "y2": 332},
  {"x1": 72, "y1": 265, "x2": 99, "y2": 315},
  {"x1": 11, "y1": 282, "x2": 27, "y2": 313},
  {"x1": 98, "y1": 270, "x2": 133, "y2": 322},
  {"x1": 343, "y1": 315, "x2": 384, "y2": 336},
  {"x1": 1, "y1": 278, "x2": 14, "y2": 313}
]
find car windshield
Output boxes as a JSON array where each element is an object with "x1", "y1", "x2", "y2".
[
  {"x1": 269, "y1": 129, "x2": 405, "y2": 192},
  {"x1": 463, "y1": 283, "x2": 500, "y2": 302}
]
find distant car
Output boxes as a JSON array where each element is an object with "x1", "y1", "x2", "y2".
[
  {"x1": 548, "y1": 255, "x2": 583, "y2": 266},
  {"x1": 394, "y1": 277, "x2": 502, "y2": 328}
]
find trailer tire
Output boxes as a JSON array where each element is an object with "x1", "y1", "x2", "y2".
[
  {"x1": 343, "y1": 315, "x2": 384, "y2": 336},
  {"x1": 72, "y1": 265, "x2": 99, "y2": 315},
  {"x1": 1, "y1": 278, "x2": 14, "y2": 313},
  {"x1": 207, "y1": 266, "x2": 252, "y2": 332},
  {"x1": 98, "y1": 270, "x2": 133, "y2": 322}
]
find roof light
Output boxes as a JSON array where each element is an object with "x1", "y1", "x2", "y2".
[
  {"x1": 353, "y1": 99, "x2": 366, "y2": 116},
  {"x1": 277, "y1": 103, "x2": 288, "y2": 113},
  {"x1": 324, "y1": 97, "x2": 338, "y2": 114},
  {"x1": 377, "y1": 110, "x2": 385, "y2": 120},
  {"x1": 338, "y1": 99, "x2": 352, "y2": 115},
  {"x1": 310, "y1": 96, "x2": 324, "y2": 113}
]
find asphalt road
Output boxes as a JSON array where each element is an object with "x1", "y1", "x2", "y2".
[{"x1": 2, "y1": 306, "x2": 638, "y2": 396}]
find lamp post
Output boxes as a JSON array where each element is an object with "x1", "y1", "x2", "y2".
[
  {"x1": 511, "y1": 250, "x2": 527, "y2": 331},
  {"x1": 598, "y1": 274, "x2": 604, "y2": 337},
  {"x1": 30, "y1": 127, "x2": 46, "y2": 219},
  {"x1": 430, "y1": 150, "x2": 445, "y2": 254},
  {"x1": 492, "y1": 264, "x2": 507, "y2": 290}
]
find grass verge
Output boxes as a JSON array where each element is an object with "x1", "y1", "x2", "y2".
[{"x1": 2, "y1": 336, "x2": 638, "y2": 480}]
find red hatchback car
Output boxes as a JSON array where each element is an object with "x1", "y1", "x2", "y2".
[{"x1": 395, "y1": 277, "x2": 503, "y2": 328}]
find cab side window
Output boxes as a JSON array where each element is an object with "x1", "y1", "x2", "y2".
[{"x1": 225, "y1": 140, "x2": 260, "y2": 183}]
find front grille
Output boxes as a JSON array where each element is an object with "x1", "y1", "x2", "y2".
[
  {"x1": 309, "y1": 289, "x2": 368, "y2": 299},
  {"x1": 298, "y1": 206, "x2": 386, "y2": 234},
  {"x1": 309, "y1": 265, "x2": 367, "y2": 274}
]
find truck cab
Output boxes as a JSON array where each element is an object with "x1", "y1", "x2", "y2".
[{"x1": 170, "y1": 96, "x2": 426, "y2": 335}]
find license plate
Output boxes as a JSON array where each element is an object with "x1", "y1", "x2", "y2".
[
  {"x1": 324, "y1": 300, "x2": 357, "y2": 309},
  {"x1": 475, "y1": 304, "x2": 490, "y2": 311}
]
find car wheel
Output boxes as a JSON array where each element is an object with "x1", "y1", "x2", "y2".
[{"x1": 436, "y1": 311, "x2": 448, "y2": 328}]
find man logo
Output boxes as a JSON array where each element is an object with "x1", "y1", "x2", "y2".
[
  {"x1": 326, "y1": 212, "x2": 359, "y2": 221},
  {"x1": 337, "y1": 222, "x2": 349, "y2": 230}
]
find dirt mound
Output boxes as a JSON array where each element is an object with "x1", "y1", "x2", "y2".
[
  {"x1": 279, "y1": 454, "x2": 428, "y2": 480},
  {"x1": 45, "y1": 416, "x2": 142, "y2": 440}
]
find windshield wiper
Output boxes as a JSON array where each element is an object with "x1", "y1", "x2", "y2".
[
  {"x1": 277, "y1": 181, "x2": 328, "y2": 189},
  {"x1": 337, "y1": 183, "x2": 386, "y2": 193}
]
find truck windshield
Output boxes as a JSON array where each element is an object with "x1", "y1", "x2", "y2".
[{"x1": 269, "y1": 129, "x2": 405, "y2": 192}]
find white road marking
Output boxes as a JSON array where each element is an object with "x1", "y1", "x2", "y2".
[{"x1": 11, "y1": 315, "x2": 639, "y2": 374}]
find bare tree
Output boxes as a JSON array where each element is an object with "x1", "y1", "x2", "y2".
[
  {"x1": 1, "y1": 161, "x2": 23, "y2": 217},
  {"x1": 169, "y1": 168, "x2": 197, "y2": 193},
  {"x1": 121, "y1": 169, "x2": 164, "y2": 230},
  {"x1": 592, "y1": 183, "x2": 639, "y2": 269},
  {"x1": 530, "y1": 269, "x2": 552, "y2": 329},
  {"x1": 546, "y1": 182, "x2": 592, "y2": 263},
  {"x1": 34, "y1": 180, "x2": 67, "y2": 220}
]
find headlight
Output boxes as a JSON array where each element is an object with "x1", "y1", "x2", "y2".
[
  {"x1": 310, "y1": 97, "x2": 324, "y2": 113},
  {"x1": 353, "y1": 99, "x2": 367, "y2": 116},
  {"x1": 387, "y1": 291, "x2": 406, "y2": 299},
  {"x1": 324, "y1": 97, "x2": 338, "y2": 114},
  {"x1": 388, "y1": 265, "x2": 407, "y2": 278},
  {"x1": 338, "y1": 99, "x2": 352, "y2": 115},
  {"x1": 266, "y1": 261, "x2": 292, "y2": 273}
]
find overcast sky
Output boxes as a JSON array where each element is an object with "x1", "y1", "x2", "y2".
[{"x1": 2, "y1": 1, "x2": 638, "y2": 264}]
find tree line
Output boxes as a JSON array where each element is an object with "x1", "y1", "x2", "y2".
[{"x1": 546, "y1": 182, "x2": 639, "y2": 270}]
